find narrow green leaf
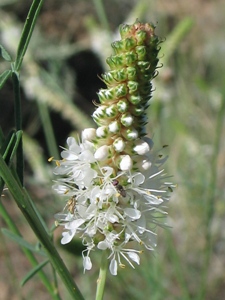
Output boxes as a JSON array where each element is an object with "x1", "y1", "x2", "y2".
[
  {"x1": 0, "y1": 44, "x2": 12, "y2": 61},
  {"x1": 160, "y1": 17, "x2": 194, "y2": 66},
  {"x1": 11, "y1": 72, "x2": 24, "y2": 185},
  {"x1": 0, "y1": 70, "x2": 11, "y2": 89},
  {"x1": 0, "y1": 127, "x2": 5, "y2": 192},
  {"x1": 1, "y1": 131, "x2": 16, "y2": 161},
  {"x1": 1, "y1": 228, "x2": 47, "y2": 256},
  {"x1": 1, "y1": 130, "x2": 23, "y2": 168},
  {"x1": 37, "y1": 101, "x2": 59, "y2": 159},
  {"x1": 20, "y1": 259, "x2": 49, "y2": 286},
  {"x1": 0, "y1": 127, "x2": 5, "y2": 146},
  {"x1": 15, "y1": 0, "x2": 44, "y2": 71}
]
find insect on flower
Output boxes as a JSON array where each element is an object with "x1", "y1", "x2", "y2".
[
  {"x1": 64, "y1": 196, "x2": 76, "y2": 214},
  {"x1": 112, "y1": 179, "x2": 126, "y2": 197}
]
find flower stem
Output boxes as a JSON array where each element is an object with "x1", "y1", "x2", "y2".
[{"x1": 95, "y1": 250, "x2": 108, "y2": 300}]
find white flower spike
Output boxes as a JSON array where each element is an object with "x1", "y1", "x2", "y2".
[{"x1": 52, "y1": 21, "x2": 175, "y2": 276}]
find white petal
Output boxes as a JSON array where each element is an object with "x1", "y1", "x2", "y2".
[
  {"x1": 52, "y1": 184, "x2": 69, "y2": 194},
  {"x1": 61, "y1": 151, "x2": 78, "y2": 160},
  {"x1": 66, "y1": 137, "x2": 81, "y2": 153},
  {"x1": 65, "y1": 218, "x2": 85, "y2": 230},
  {"x1": 83, "y1": 256, "x2": 92, "y2": 270},
  {"x1": 67, "y1": 137, "x2": 77, "y2": 147},
  {"x1": 125, "y1": 231, "x2": 132, "y2": 242},
  {"x1": 124, "y1": 208, "x2": 141, "y2": 220},
  {"x1": 97, "y1": 241, "x2": 109, "y2": 250},
  {"x1": 94, "y1": 145, "x2": 109, "y2": 161},
  {"x1": 79, "y1": 150, "x2": 96, "y2": 163},
  {"x1": 86, "y1": 224, "x2": 97, "y2": 236},
  {"x1": 120, "y1": 155, "x2": 133, "y2": 171},
  {"x1": 61, "y1": 230, "x2": 75, "y2": 244},
  {"x1": 127, "y1": 252, "x2": 140, "y2": 265},
  {"x1": 141, "y1": 159, "x2": 152, "y2": 170},
  {"x1": 143, "y1": 193, "x2": 163, "y2": 204},
  {"x1": 55, "y1": 213, "x2": 70, "y2": 222},
  {"x1": 82, "y1": 128, "x2": 96, "y2": 141},
  {"x1": 136, "y1": 216, "x2": 146, "y2": 234},
  {"x1": 108, "y1": 214, "x2": 119, "y2": 223},
  {"x1": 134, "y1": 173, "x2": 145, "y2": 185},
  {"x1": 133, "y1": 140, "x2": 150, "y2": 155},
  {"x1": 109, "y1": 258, "x2": 118, "y2": 276}
]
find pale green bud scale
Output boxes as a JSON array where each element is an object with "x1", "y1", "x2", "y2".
[
  {"x1": 117, "y1": 99, "x2": 129, "y2": 113},
  {"x1": 106, "y1": 104, "x2": 118, "y2": 117},
  {"x1": 113, "y1": 137, "x2": 126, "y2": 152},
  {"x1": 108, "y1": 121, "x2": 120, "y2": 133},
  {"x1": 96, "y1": 126, "x2": 109, "y2": 138},
  {"x1": 120, "y1": 113, "x2": 134, "y2": 127},
  {"x1": 127, "y1": 67, "x2": 137, "y2": 80},
  {"x1": 127, "y1": 81, "x2": 139, "y2": 93}
]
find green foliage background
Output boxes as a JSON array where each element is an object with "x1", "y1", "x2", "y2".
[{"x1": 0, "y1": 0, "x2": 224, "y2": 299}]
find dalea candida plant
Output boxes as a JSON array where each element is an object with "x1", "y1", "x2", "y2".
[{"x1": 52, "y1": 21, "x2": 173, "y2": 276}]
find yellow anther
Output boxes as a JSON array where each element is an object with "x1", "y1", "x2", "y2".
[
  {"x1": 48, "y1": 156, "x2": 54, "y2": 162},
  {"x1": 119, "y1": 263, "x2": 125, "y2": 269},
  {"x1": 56, "y1": 160, "x2": 61, "y2": 167}
]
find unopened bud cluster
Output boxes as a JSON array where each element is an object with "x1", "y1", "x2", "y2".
[{"x1": 93, "y1": 22, "x2": 160, "y2": 175}]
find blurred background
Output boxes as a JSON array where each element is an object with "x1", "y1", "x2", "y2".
[{"x1": 0, "y1": 0, "x2": 225, "y2": 299}]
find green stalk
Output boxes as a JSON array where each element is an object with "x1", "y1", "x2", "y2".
[
  {"x1": 37, "y1": 101, "x2": 59, "y2": 159},
  {"x1": 11, "y1": 0, "x2": 44, "y2": 183},
  {"x1": 0, "y1": 154, "x2": 84, "y2": 300},
  {"x1": 197, "y1": 96, "x2": 225, "y2": 299},
  {"x1": 93, "y1": 0, "x2": 111, "y2": 34},
  {"x1": 95, "y1": 250, "x2": 108, "y2": 300},
  {"x1": 12, "y1": 72, "x2": 24, "y2": 185},
  {"x1": 165, "y1": 231, "x2": 190, "y2": 300}
]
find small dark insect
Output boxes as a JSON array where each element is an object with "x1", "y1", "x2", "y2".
[
  {"x1": 112, "y1": 179, "x2": 126, "y2": 197},
  {"x1": 168, "y1": 186, "x2": 173, "y2": 192}
]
